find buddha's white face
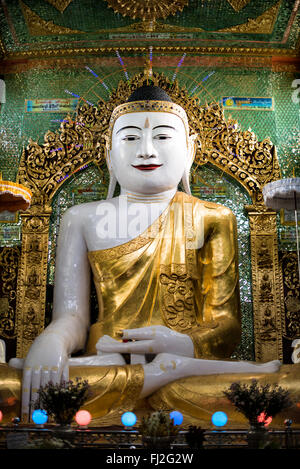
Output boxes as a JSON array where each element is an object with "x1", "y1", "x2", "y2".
[{"x1": 108, "y1": 111, "x2": 194, "y2": 194}]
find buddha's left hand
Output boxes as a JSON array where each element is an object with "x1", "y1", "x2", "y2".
[{"x1": 96, "y1": 325, "x2": 194, "y2": 357}]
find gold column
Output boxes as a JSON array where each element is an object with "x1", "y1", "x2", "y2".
[
  {"x1": 246, "y1": 205, "x2": 284, "y2": 362},
  {"x1": 15, "y1": 206, "x2": 51, "y2": 358}
]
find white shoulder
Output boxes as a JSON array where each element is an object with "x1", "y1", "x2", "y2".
[{"x1": 61, "y1": 201, "x2": 99, "y2": 224}]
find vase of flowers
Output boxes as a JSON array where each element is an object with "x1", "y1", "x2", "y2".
[
  {"x1": 223, "y1": 379, "x2": 292, "y2": 448},
  {"x1": 140, "y1": 411, "x2": 179, "y2": 449},
  {"x1": 33, "y1": 378, "x2": 90, "y2": 427}
]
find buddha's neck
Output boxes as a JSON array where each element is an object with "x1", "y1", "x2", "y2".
[{"x1": 120, "y1": 187, "x2": 177, "y2": 204}]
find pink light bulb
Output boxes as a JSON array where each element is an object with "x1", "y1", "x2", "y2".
[
  {"x1": 75, "y1": 410, "x2": 92, "y2": 427},
  {"x1": 0, "y1": 411, "x2": 3, "y2": 422}
]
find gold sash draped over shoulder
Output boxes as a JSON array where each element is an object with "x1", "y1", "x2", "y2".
[{"x1": 86, "y1": 191, "x2": 241, "y2": 359}]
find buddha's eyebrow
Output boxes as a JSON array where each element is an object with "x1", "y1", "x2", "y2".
[
  {"x1": 116, "y1": 126, "x2": 141, "y2": 134},
  {"x1": 152, "y1": 125, "x2": 176, "y2": 131}
]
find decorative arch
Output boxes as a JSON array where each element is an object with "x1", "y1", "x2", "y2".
[{"x1": 15, "y1": 71, "x2": 284, "y2": 361}]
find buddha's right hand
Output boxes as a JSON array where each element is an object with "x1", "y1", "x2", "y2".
[{"x1": 9, "y1": 333, "x2": 69, "y2": 422}]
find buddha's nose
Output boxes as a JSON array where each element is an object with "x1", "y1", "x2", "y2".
[{"x1": 137, "y1": 134, "x2": 158, "y2": 159}]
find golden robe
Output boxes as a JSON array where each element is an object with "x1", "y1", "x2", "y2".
[{"x1": 86, "y1": 191, "x2": 241, "y2": 359}]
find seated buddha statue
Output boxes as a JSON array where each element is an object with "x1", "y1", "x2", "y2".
[{"x1": 3, "y1": 85, "x2": 299, "y2": 427}]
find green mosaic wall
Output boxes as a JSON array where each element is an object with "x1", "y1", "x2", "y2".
[
  {"x1": 0, "y1": 61, "x2": 299, "y2": 361},
  {"x1": 1, "y1": 0, "x2": 299, "y2": 51}
]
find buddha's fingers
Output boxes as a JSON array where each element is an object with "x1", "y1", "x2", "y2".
[
  {"x1": 31, "y1": 366, "x2": 42, "y2": 410},
  {"x1": 21, "y1": 367, "x2": 32, "y2": 422},
  {"x1": 62, "y1": 363, "x2": 69, "y2": 382},
  {"x1": 50, "y1": 366, "x2": 62, "y2": 385},
  {"x1": 40, "y1": 366, "x2": 51, "y2": 387},
  {"x1": 123, "y1": 327, "x2": 158, "y2": 340},
  {"x1": 101, "y1": 339, "x2": 156, "y2": 354}
]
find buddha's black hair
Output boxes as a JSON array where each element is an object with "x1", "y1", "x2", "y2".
[{"x1": 127, "y1": 84, "x2": 172, "y2": 103}]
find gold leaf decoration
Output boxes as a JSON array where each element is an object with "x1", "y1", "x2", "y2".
[
  {"x1": 20, "y1": 0, "x2": 83, "y2": 36},
  {"x1": 96, "y1": 20, "x2": 204, "y2": 33},
  {"x1": 226, "y1": 0, "x2": 251, "y2": 12},
  {"x1": 0, "y1": 247, "x2": 20, "y2": 340},
  {"x1": 104, "y1": 0, "x2": 189, "y2": 21},
  {"x1": 45, "y1": 0, "x2": 73, "y2": 13},
  {"x1": 219, "y1": 1, "x2": 281, "y2": 34}
]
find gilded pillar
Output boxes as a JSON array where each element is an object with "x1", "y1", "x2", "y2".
[
  {"x1": 15, "y1": 205, "x2": 51, "y2": 358},
  {"x1": 246, "y1": 205, "x2": 284, "y2": 362}
]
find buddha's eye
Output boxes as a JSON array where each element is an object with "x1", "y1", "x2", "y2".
[
  {"x1": 123, "y1": 135, "x2": 140, "y2": 141},
  {"x1": 154, "y1": 134, "x2": 171, "y2": 140}
]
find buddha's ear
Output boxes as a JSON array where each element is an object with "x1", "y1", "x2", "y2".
[
  {"x1": 181, "y1": 134, "x2": 198, "y2": 195},
  {"x1": 187, "y1": 133, "x2": 198, "y2": 168},
  {"x1": 105, "y1": 146, "x2": 117, "y2": 200}
]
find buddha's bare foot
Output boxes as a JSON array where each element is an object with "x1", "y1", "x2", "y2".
[
  {"x1": 141, "y1": 353, "x2": 282, "y2": 398},
  {"x1": 254, "y1": 360, "x2": 281, "y2": 373}
]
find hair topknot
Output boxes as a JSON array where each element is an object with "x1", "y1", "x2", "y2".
[{"x1": 127, "y1": 84, "x2": 173, "y2": 103}]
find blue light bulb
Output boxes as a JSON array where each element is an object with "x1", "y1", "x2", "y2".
[
  {"x1": 170, "y1": 411, "x2": 183, "y2": 426},
  {"x1": 32, "y1": 409, "x2": 48, "y2": 425},
  {"x1": 212, "y1": 411, "x2": 228, "y2": 427},
  {"x1": 121, "y1": 412, "x2": 137, "y2": 427}
]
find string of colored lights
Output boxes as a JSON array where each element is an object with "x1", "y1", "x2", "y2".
[
  {"x1": 172, "y1": 53, "x2": 186, "y2": 82},
  {"x1": 190, "y1": 71, "x2": 215, "y2": 95},
  {"x1": 64, "y1": 89, "x2": 95, "y2": 107},
  {"x1": 116, "y1": 50, "x2": 129, "y2": 82},
  {"x1": 51, "y1": 119, "x2": 84, "y2": 126},
  {"x1": 85, "y1": 66, "x2": 110, "y2": 92}
]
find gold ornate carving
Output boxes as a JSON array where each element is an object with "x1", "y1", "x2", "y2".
[
  {"x1": 0, "y1": 247, "x2": 20, "y2": 340},
  {"x1": 4, "y1": 46, "x2": 298, "y2": 62},
  {"x1": 0, "y1": 37, "x2": 6, "y2": 58},
  {"x1": 16, "y1": 71, "x2": 282, "y2": 358},
  {"x1": 21, "y1": 0, "x2": 190, "y2": 36},
  {"x1": 15, "y1": 211, "x2": 51, "y2": 357},
  {"x1": 280, "y1": 252, "x2": 300, "y2": 339},
  {"x1": 219, "y1": 1, "x2": 281, "y2": 34},
  {"x1": 226, "y1": 0, "x2": 251, "y2": 12},
  {"x1": 246, "y1": 206, "x2": 284, "y2": 362},
  {"x1": 45, "y1": 0, "x2": 73, "y2": 13},
  {"x1": 104, "y1": 0, "x2": 188, "y2": 21},
  {"x1": 117, "y1": 21, "x2": 204, "y2": 33},
  {"x1": 159, "y1": 265, "x2": 197, "y2": 332},
  {"x1": 20, "y1": 0, "x2": 83, "y2": 36}
]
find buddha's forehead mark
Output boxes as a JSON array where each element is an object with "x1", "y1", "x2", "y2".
[{"x1": 144, "y1": 117, "x2": 150, "y2": 128}]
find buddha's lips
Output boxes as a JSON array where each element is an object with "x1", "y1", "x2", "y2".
[{"x1": 132, "y1": 164, "x2": 163, "y2": 171}]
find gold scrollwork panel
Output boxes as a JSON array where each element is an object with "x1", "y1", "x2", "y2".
[
  {"x1": 246, "y1": 206, "x2": 284, "y2": 362},
  {"x1": 0, "y1": 247, "x2": 20, "y2": 342},
  {"x1": 15, "y1": 211, "x2": 51, "y2": 357},
  {"x1": 280, "y1": 252, "x2": 300, "y2": 340}
]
